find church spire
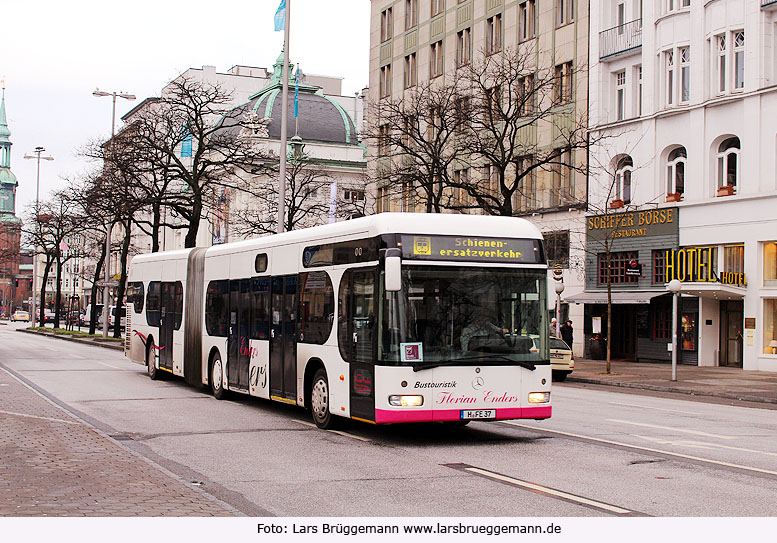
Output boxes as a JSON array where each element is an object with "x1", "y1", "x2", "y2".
[{"x1": 0, "y1": 82, "x2": 11, "y2": 146}]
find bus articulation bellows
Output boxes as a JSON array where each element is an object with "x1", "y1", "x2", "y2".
[{"x1": 126, "y1": 213, "x2": 552, "y2": 428}]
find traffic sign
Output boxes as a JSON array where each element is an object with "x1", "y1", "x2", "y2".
[{"x1": 97, "y1": 280, "x2": 119, "y2": 287}]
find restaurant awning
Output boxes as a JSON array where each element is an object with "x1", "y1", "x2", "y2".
[{"x1": 563, "y1": 290, "x2": 669, "y2": 305}]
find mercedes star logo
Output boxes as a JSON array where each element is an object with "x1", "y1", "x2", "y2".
[{"x1": 472, "y1": 376, "x2": 484, "y2": 390}]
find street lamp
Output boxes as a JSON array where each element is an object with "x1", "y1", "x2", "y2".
[
  {"x1": 23, "y1": 146, "x2": 53, "y2": 328},
  {"x1": 554, "y1": 280, "x2": 565, "y2": 338},
  {"x1": 92, "y1": 89, "x2": 135, "y2": 337},
  {"x1": 666, "y1": 279, "x2": 682, "y2": 381}
]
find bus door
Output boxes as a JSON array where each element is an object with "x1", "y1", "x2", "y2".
[
  {"x1": 270, "y1": 275, "x2": 298, "y2": 401},
  {"x1": 159, "y1": 282, "x2": 177, "y2": 371},
  {"x1": 346, "y1": 269, "x2": 376, "y2": 422},
  {"x1": 227, "y1": 279, "x2": 252, "y2": 390}
]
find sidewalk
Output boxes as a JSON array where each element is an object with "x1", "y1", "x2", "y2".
[
  {"x1": 0, "y1": 365, "x2": 237, "y2": 516},
  {"x1": 567, "y1": 358, "x2": 777, "y2": 405},
  {"x1": 18, "y1": 328, "x2": 124, "y2": 351}
]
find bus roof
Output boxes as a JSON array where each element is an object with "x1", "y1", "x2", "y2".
[{"x1": 205, "y1": 213, "x2": 543, "y2": 257}]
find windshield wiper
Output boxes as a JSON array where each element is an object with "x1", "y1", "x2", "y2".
[{"x1": 412, "y1": 356, "x2": 536, "y2": 372}]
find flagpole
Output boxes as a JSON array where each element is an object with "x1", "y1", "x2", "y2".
[{"x1": 277, "y1": 0, "x2": 291, "y2": 234}]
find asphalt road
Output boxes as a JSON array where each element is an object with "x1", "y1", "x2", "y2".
[{"x1": 2, "y1": 322, "x2": 776, "y2": 517}]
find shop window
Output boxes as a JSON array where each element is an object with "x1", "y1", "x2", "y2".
[
  {"x1": 298, "y1": 271, "x2": 334, "y2": 344},
  {"x1": 598, "y1": 251, "x2": 639, "y2": 285},
  {"x1": 652, "y1": 302, "x2": 671, "y2": 339},
  {"x1": 765, "y1": 299, "x2": 777, "y2": 355},
  {"x1": 765, "y1": 242, "x2": 777, "y2": 286},
  {"x1": 724, "y1": 244, "x2": 744, "y2": 275},
  {"x1": 681, "y1": 313, "x2": 696, "y2": 351}
]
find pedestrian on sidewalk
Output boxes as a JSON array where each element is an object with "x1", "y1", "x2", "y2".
[
  {"x1": 561, "y1": 320, "x2": 574, "y2": 347},
  {"x1": 550, "y1": 318, "x2": 558, "y2": 338}
]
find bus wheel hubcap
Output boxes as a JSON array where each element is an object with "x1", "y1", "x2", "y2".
[
  {"x1": 213, "y1": 360, "x2": 222, "y2": 390},
  {"x1": 312, "y1": 379, "x2": 328, "y2": 419}
]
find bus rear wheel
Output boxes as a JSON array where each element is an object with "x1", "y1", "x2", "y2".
[
  {"x1": 211, "y1": 353, "x2": 227, "y2": 400},
  {"x1": 310, "y1": 368, "x2": 335, "y2": 429},
  {"x1": 147, "y1": 340, "x2": 160, "y2": 381}
]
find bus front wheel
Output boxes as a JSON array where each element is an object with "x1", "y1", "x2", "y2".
[
  {"x1": 310, "y1": 368, "x2": 335, "y2": 429},
  {"x1": 147, "y1": 340, "x2": 160, "y2": 381},
  {"x1": 211, "y1": 353, "x2": 227, "y2": 400}
]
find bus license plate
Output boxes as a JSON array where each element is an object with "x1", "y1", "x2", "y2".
[{"x1": 461, "y1": 409, "x2": 496, "y2": 420}]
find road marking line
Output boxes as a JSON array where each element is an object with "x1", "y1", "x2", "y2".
[
  {"x1": 449, "y1": 464, "x2": 632, "y2": 515},
  {"x1": 292, "y1": 419, "x2": 371, "y2": 442},
  {"x1": 501, "y1": 421, "x2": 777, "y2": 477},
  {"x1": 634, "y1": 435, "x2": 777, "y2": 457},
  {"x1": 96, "y1": 361, "x2": 120, "y2": 369},
  {"x1": 0, "y1": 409, "x2": 80, "y2": 425},
  {"x1": 69, "y1": 354, "x2": 84, "y2": 359},
  {"x1": 609, "y1": 401, "x2": 702, "y2": 415},
  {"x1": 605, "y1": 418, "x2": 736, "y2": 440}
]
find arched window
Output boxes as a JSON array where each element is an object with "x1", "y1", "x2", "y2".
[
  {"x1": 666, "y1": 147, "x2": 686, "y2": 196},
  {"x1": 717, "y1": 137, "x2": 740, "y2": 188},
  {"x1": 615, "y1": 156, "x2": 633, "y2": 204}
]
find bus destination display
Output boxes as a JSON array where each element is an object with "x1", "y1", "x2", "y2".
[{"x1": 400, "y1": 235, "x2": 543, "y2": 264}]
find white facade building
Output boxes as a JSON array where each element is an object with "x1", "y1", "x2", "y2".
[{"x1": 588, "y1": 0, "x2": 777, "y2": 371}]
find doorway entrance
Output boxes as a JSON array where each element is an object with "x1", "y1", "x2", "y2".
[{"x1": 719, "y1": 300, "x2": 743, "y2": 367}]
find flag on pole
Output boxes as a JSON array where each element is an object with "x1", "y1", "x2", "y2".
[
  {"x1": 274, "y1": 0, "x2": 286, "y2": 31},
  {"x1": 293, "y1": 65, "x2": 300, "y2": 118}
]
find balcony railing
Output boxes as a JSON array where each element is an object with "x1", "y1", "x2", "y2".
[
  {"x1": 599, "y1": 19, "x2": 642, "y2": 60},
  {"x1": 763, "y1": 0, "x2": 777, "y2": 10}
]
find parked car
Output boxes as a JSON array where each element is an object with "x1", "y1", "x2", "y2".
[
  {"x1": 43, "y1": 309, "x2": 55, "y2": 324},
  {"x1": 528, "y1": 335, "x2": 575, "y2": 381},
  {"x1": 83, "y1": 304, "x2": 103, "y2": 328},
  {"x1": 11, "y1": 310, "x2": 30, "y2": 322}
]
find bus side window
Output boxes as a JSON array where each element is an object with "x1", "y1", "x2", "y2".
[
  {"x1": 298, "y1": 271, "x2": 334, "y2": 344},
  {"x1": 251, "y1": 278, "x2": 270, "y2": 340},
  {"x1": 205, "y1": 280, "x2": 229, "y2": 337},
  {"x1": 147, "y1": 282, "x2": 161, "y2": 327},
  {"x1": 338, "y1": 271, "x2": 351, "y2": 362},
  {"x1": 127, "y1": 282, "x2": 144, "y2": 313},
  {"x1": 173, "y1": 281, "x2": 184, "y2": 330}
]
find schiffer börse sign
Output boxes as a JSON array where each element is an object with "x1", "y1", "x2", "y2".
[{"x1": 587, "y1": 208, "x2": 678, "y2": 241}]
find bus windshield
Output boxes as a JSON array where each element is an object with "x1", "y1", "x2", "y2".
[{"x1": 379, "y1": 265, "x2": 549, "y2": 366}]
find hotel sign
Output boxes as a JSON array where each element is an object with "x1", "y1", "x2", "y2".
[
  {"x1": 587, "y1": 208, "x2": 678, "y2": 241},
  {"x1": 664, "y1": 246, "x2": 747, "y2": 286}
]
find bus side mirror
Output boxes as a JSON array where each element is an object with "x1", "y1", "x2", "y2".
[{"x1": 385, "y1": 249, "x2": 402, "y2": 292}]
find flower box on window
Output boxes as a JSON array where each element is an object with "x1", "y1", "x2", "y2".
[
  {"x1": 665, "y1": 192, "x2": 682, "y2": 202},
  {"x1": 716, "y1": 185, "x2": 735, "y2": 197},
  {"x1": 609, "y1": 198, "x2": 624, "y2": 209}
]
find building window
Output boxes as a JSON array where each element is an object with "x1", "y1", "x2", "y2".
[
  {"x1": 343, "y1": 189, "x2": 365, "y2": 202},
  {"x1": 598, "y1": 251, "x2": 639, "y2": 285},
  {"x1": 453, "y1": 168, "x2": 471, "y2": 211},
  {"x1": 379, "y1": 64, "x2": 392, "y2": 98},
  {"x1": 485, "y1": 85, "x2": 502, "y2": 121},
  {"x1": 405, "y1": 0, "x2": 418, "y2": 30},
  {"x1": 667, "y1": 146, "x2": 686, "y2": 196},
  {"x1": 518, "y1": 74, "x2": 536, "y2": 115},
  {"x1": 723, "y1": 244, "x2": 744, "y2": 275},
  {"x1": 667, "y1": 0, "x2": 690, "y2": 13},
  {"x1": 377, "y1": 186, "x2": 391, "y2": 213},
  {"x1": 552, "y1": 148, "x2": 573, "y2": 206},
  {"x1": 665, "y1": 50, "x2": 675, "y2": 106},
  {"x1": 180, "y1": 134, "x2": 192, "y2": 158},
  {"x1": 652, "y1": 249, "x2": 669, "y2": 284},
  {"x1": 765, "y1": 242, "x2": 777, "y2": 286},
  {"x1": 556, "y1": 0, "x2": 574, "y2": 27},
  {"x1": 615, "y1": 70, "x2": 626, "y2": 121},
  {"x1": 680, "y1": 47, "x2": 690, "y2": 103},
  {"x1": 381, "y1": 8, "x2": 393, "y2": 42},
  {"x1": 733, "y1": 31, "x2": 745, "y2": 89},
  {"x1": 430, "y1": 40, "x2": 443, "y2": 78},
  {"x1": 716, "y1": 137, "x2": 740, "y2": 189},
  {"x1": 454, "y1": 96, "x2": 471, "y2": 132},
  {"x1": 404, "y1": 53, "x2": 417, "y2": 89},
  {"x1": 518, "y1": 1, "x2": 536, "y2": 42},
  {"x1": 615, "y1": 155, "x2": 633, "y2": 203},
  {"x1": 378, "y1": 124, "x2": 390, "y2": 157},
  {"x1": 431, "y1": 0, "x2": 444, "y2": 17},
  {"x1": 554, "y1": 62, "x2": 573, "y2": 105},
  {"x1": 764, "y1": 299, "x2": 777, "y2": 355},
  {"x1": 716, "y1": 34, "x2": 727, "y2": 93},
  {"x1": 544, "y1": 231, "x2": 570, "y2": 268},
  {"x1": 486, "y1": 14, "x2": 502, "y2": 55},
  {"x1": 456, "y1": 27, "x2": 471, "y2": 67},
  {"x1": 513, "y1": 155, "x2": 536, "y2": 212},
  {"x1": 635, "y1": 65, "x2": 643, "y2": 116},
  {"x1": 400, "y1": 181, "x2": 415, "y2": 212},
  {"x1": 428, "y1": 107, "x2": 440, "y2": 140}
]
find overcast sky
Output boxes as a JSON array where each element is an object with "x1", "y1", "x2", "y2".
[{"x1": 2, "y1": 0, "x2": 370, "y2": 216}]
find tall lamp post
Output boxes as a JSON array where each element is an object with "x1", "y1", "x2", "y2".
[
  {"x1": 92, "y1": 89, "x2": 135, "y2": 337},
  {"x1": 666, "y1": 279, "x2": 682, "y2": 381},
  {"x1": 23, "y1": 146, "x2": 53, "y2": 328}
]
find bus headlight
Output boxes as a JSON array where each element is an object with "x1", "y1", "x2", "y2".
[
  {"x1": 528, "y1": 392, "x2": 550, "y2": 403},
  {"x1": 389, "y1": 395, "x2": 424, "y2": 407}
]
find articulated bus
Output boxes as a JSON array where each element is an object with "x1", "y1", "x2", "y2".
[{"x1": 126, "y1": 213, "x2": 552, "y2": 428}]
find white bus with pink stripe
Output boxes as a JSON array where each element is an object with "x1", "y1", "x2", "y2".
[{"x1": 126, "y1": 213, "x2": 552, "y2": 428}]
